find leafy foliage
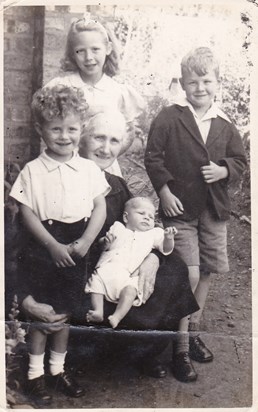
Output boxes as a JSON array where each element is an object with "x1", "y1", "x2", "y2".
[
  {"x1": 221, "y1": 74, "x2": 250, "y2": 131},
  {"x1": 6, "y1": 295, "x2": 27, "y2": 407},
  {"x1": 6, "y1": 295, "x2": 26, "y2": 356}
]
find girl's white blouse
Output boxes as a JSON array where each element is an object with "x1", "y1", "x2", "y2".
[{"x1": 45, "y1": 73, "x2": 145, "y2": 122}]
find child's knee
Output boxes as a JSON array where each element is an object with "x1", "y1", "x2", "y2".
[{"x1": 122, "y1": 285, "x2": 137, "y2": 298}]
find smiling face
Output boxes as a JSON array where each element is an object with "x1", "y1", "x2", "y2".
[
  {"x1": 123, "y1": 199, "x2": 155, "y2": 232},
  {"x1": 35, "y1": 113, "x2": 82, "y2": 162},
  {"x1": 79, "y1": 113, "x2": 125, "y2": 170},
  {"x1": 72, "y1": 30, "x2": 112, "y2": 84},
  {"x1": 180, "y1": 68, "x2": 219, "y2": 115}
]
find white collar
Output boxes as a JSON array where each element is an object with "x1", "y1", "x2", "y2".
[
  {"x1": 67, "y1": 72, "x2": 109, "y2": 91},
  {"x1": 175, "y1": 97, "x2": 231, "y2": 123},
  {"x1": 39, "y1": 150, "x2": 80, "y2": 172},
  {"x1": 92, "y1": 73, "x2": 110, "y2": 91}
]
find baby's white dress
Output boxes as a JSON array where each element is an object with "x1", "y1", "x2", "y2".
[{"x1": 85, "y1": 221, "x2": 172, "y2": 306}]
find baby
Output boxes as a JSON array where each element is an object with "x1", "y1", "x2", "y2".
[{"x1": 85, "y1": 196, "x2": 177, "y2": 328}]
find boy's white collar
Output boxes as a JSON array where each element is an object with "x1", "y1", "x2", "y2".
[
  {"x1": 175, "y1": 97, "x2": 231, "y2": 123},
  {"x1": 39, "y1": 150, "x2": 80, "y2": 172}
]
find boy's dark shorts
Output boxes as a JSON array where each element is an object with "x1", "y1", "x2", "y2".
[{"x1": 163, "y1": 208, "x2": 229, "y2": 274}]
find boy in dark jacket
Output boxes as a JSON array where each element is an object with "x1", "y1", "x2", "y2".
[{"x1": 145, "y1": 47, "x2": 247, "y2": 382}]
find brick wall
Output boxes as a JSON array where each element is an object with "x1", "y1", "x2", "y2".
[
  {"x1": 4, "y1": 6, "x2": 44, "y2": 184},
  {"x1": 43, "y1": 6, "x2": 88, "y2": 84},
  {"x1": 43, "y1": 5, "x2": 112, "y2": 83},
  {"x1": 4, "y1": 5, "x2": 110, "y2": 181}
]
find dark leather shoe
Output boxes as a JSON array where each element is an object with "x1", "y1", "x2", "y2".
[
  {"x1": 141, "y1": 359, "x2": 167, "y2": 378},
  {"x1": 50, "y1": 371, "x2": 85, "y2": 397},
  {"x1": 171, "y1": 352, "x2": 197, "y2": 382},
  {"x1": 26, "y1": 375, "x2": 52, "y2": 403},
  {"x1": 189, "y1": 336, "x2": 213, "y2": 363}
]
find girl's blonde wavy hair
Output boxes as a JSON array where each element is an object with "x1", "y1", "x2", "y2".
[{"x1": 61, "y1": 18, "x2": 120, "y2": 77}]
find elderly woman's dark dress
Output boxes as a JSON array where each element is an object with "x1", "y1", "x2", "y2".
[{"x1": 68, "y1": 171, "x2": 198, "y2": 372}]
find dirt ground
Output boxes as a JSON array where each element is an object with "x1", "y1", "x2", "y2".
[{"x1": 6, "y1": 147, "x2": 252, "y2": 409}]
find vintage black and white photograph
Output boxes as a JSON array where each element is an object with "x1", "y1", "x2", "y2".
[{"x1": 3, "y1": 0, "x2": 255, "y2": 409}]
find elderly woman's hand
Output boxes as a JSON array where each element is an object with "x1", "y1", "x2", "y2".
[
  {"x1": 137, "y1": 253, "x2": 159, "y2": 303},
  {"x1": 21, "y1": 295, "x2": 69, "y2": 334}
]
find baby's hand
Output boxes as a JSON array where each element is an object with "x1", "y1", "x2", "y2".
[
  {"x1": 100, "y1": 233, "x2": 116, "y2": 251},
  {"x1": 48, "y1": 242, "x2": 76, "y2": 268},
  {"x1": 164, "y1": 226, "x2": 178, "y2": 238}
]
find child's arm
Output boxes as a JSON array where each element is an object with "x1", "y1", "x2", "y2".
[
  {"x1": 163, "y1": 226, "x2": 177, "y2": 254},
  {"x1": 159, "y1": 184, "x2": 184, "y2": 217},
  {"x1": 201, "y1": 124, "x2": 247, "y2": 184},
  {"x1": 201, "y1": 161, "x2": 228, "y2": 184},
  {"x1": 145, "y1": 109, "x2": 184, "y2": 217},
  {"x1": 70, "y1": 194, "x2": 107, "y2": 258},
  {"x1": 20, "y1": 204, "x2": 76, "y2": 267}
]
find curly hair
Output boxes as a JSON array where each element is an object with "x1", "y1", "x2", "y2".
[
  {"x1": 61, "y1": 18, "x2": 120, "y2": 77},
  {"x1": 181, "y1": 47, "x2": 220, "y2": 79},
  {"x1": 31, "y1": 85, "x2": 89, "y2": 124}
]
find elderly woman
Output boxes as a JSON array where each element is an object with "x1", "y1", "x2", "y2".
[{"x1": 19, "y1": 109, "x2": 199, "y2": 389}]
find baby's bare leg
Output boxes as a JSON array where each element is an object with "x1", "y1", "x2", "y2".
[
  {"x1": 86, "y1": 293, "x2": 104, "y2": 323},
  {"x1": 108, "y1": 286, "x2": 137, "y2": 329}
]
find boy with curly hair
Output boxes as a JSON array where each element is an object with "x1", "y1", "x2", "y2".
[{"x1": 10, "y1": 85, "x2": 110, "y2": 403}]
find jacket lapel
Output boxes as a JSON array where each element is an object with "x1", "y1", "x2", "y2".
[
  {"x1": 206, "y1": 117, "x2": 226, "y2": 148},
  {"x1": 178, "y1": 106, "x2": 206, "y2": 148}
]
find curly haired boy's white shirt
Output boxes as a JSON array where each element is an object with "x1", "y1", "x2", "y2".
[{"x1": 10, "y1": 151, "x2": 110, "y2": 223}]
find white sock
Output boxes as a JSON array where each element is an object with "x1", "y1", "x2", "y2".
[
  {"x1": 175, "y1": 332, "x2": 190, "y2": 355},
  {"x1": 49, "y1": 350, "x2": 67, "y2": 376},
  {"x1": 28, "y1": 353, "x2": 45, "y2": 380}
]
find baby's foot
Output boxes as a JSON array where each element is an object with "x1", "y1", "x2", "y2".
[
  {"x1": 86, "y1": 310, "x2": 103, "y2": 323},
  {"x1": 108, "y1": 315, "x2": 120, "y2": 329}
]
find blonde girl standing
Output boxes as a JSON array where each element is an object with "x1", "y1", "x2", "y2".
[{"x1": 46, "y1": 16, "x2": 145, "y2": 176}]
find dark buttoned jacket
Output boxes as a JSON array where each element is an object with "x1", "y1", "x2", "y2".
[{"x1": 144, "y1": 104, "x2": 247, "y2": 221}]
